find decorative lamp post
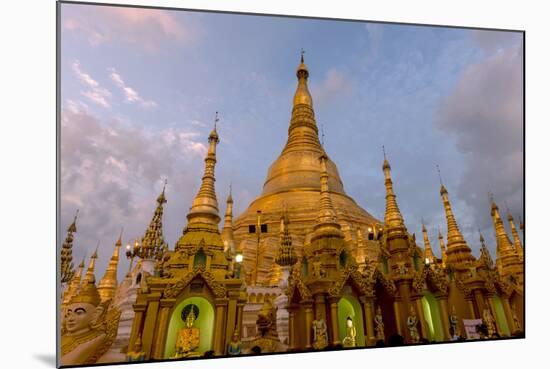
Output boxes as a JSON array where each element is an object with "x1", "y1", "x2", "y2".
[{"x1": 235, "y1": 251, "x2": 243, "y2": 279}]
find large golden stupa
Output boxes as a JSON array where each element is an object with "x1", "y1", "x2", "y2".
[{"x1": 233, "y1": 55, "x2": 381, "y2": 285}]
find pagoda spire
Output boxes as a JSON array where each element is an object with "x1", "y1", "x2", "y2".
[
  {"x1": 507, "y1": 211, "x2": 524, "y2": 262},
  {"x1": 437, "y1": 166, "x2": 475, "y2": 265},
  {"x1": 275, "y1": 207, "x2": 298, "y2": 267},
  {"x1": 421, "y1": 222, "x2": 435, "y2": 264},
  {"x1": 282, "y1": 51, "x2": 323, "y2": 155},
  {"x1": 316, "y1": 154, "x2": 339, "y2": 228},
  {"x1": 98, "y1": 231, "x2": 122, "y2": 302},
  {"x1": 221, "y1": 184, "x2": 235, "y2": 253},
  {"x1": 382, "y1": 148, "x2": 407, "y2": 238},
  {"x1": 141, "y1": 180, "x2": 168, "y2": 259},
  {"x1": 438, "y1": 227, "x2": 447, "y2": 268},
  {"x1": 84, "y1": 245, "x2": 98, "y2": 284},
  {"x1": 187, "y1": 113, "x2": 221, "y2": 225},
  {"x1": 62, "y1": 257, "x2": 85, "y2": 306},
  {"x1": 60, "y1": 209, "x2": 79, "y2": 284},
  {"x1": 491, "y1": 198, "x2": 522, "y2": 279},
  {"x1": 478, "y1": 230, "x2": 494, "y2": 268}
]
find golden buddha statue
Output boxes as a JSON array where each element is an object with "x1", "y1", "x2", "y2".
[
  {"x1": 407, "y1": 305, "x2": 420, "y2": 343},
  {"x1": 342, "y1": 316, "x2": 357, "y2": 347},
  {"x1": 312, "y1": 314, "x2": 328, "y2": 350},
  {"x1": 60, "y1": 276, "x2": 121, "y2": 366},
  {"x1": 374, "y1": 306, "x2": 385, "y2": 342},
  {"x1": 174, "y1": 306, "x2": 201, "y2": 358}
]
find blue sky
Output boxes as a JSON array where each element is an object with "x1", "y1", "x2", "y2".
[{"x1": 60, "y1": 3, "x2": 523, "y2": 281}]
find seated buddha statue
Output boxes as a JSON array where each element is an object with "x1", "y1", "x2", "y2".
[
  {"x1": 60, "y1": 276, "x2": 121, "y2": 366},
  {"x1": 342, "y1": 316, "x2": 357, "y2": 347},
  {"x1": 174, "y1": 307, "x2": 201, "y2": 358}
]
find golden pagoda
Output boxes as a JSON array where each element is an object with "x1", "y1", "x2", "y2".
[
  {"x1": 98, "y1": 234, "x2": 122, "y2": 302},
  {"x1": 127, "y1": 118, "x2": 247, "y2": 360},
  {"x1": 59, "y1": 54, "x2": 524, "y2": 365},
  {"x1": 233, "y1": 54, "x2": 381, "y2": 286}
]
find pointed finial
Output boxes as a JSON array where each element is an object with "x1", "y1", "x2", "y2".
[
  {"x1": 479, "y1": 228, "x2": 485, "y2": 243},
  {"x1": 214, "y1": 111, "x2": 219, "y2": 130},
  {"x1": 301, "y1": 48, "x2": 305, "y2": 63},
  {"x1": 117, "y1": 227, "x2": 124, "y2": 245},
  {"x1": 436, "y1": 164, "x2": 443, "y2": 186},
  {"x1": 74, "y1": 208, "x2": 79, "y2": 222},
  {"x1": 382, "y1": 145, "x2": 391, "y2": 171}
]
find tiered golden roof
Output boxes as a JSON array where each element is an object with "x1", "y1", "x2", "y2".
[
  {"x1": 439, "y1": 184, "x2": 475, "y2": 266},
  {"x1": 98, "y1": 235, "x2": 121, "y2": 302},
  {"x1": 507, "y1": 211, "x2": 524, "y2": 262},
  {"x1": 275, "y1": 209, "x2": 298, "y2": 267},
  {"x1": 186, "y1": 118, "x2": 221, "y2": 226},
  {"x1": 491, "y1": 200, "x2": 523, "y2": 280},
  {"x1": 421, "y1": 223, "x2": 435, "y2": 264},
  {"x1": 84, "y1": 248, "x2": 98, "y2": 284},
  {"x1": 62, "y1": 258, "x2": 85, "y2": 307},
  {"x1": 61, "y1": 210, "x2": 79, "y2": 284},
  {"x1": 139, "y1": 181, "x2": 168, "y2": 259},
  {"x1": 382, "y1": 154, "x2": 407, "y2": 239},
  {"x1": 438, "y1": 228, "x2": 447, "y2": 268}
]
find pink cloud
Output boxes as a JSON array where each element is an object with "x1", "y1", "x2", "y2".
[{"x1": 63, "y1": 6, "x2": 188, "y2": 52}]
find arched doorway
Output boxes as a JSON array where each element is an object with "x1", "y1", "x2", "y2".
[
  {"x1": 492, "y1": 295, "x2": 510, "y2": 337},
  {"x1": 421, "y1": 292, "x2": 444, "y2": 342},
  {"x1": 164, "y1": 296, "x2": 215, "y2": 358},
  {"x1": 337, "y1": 295, "x2": 365, "y2": 346}
]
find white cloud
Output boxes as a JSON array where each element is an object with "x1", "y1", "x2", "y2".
[
  {"x1": 108, "y1": 67, "x2": 158, "y2": 109},
  {"x1": 71, "y1": 60, "x2": 112, "y2": 108}
]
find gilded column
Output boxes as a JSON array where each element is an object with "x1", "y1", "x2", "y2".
[
  {"x1": 214, "y1": 303, "x2": 227, "y2": 355},
  {"x1": 501, "y1": 297, "x2": 516, "y2": 333},
  {"x1": 141, "y1": 296, "x2": 160, "y2": 359},
  {"x1": 129, "y1": 307, "x2": 146, "y2": 353},
  {"x1": 393, "y1": 300, "x2": 403, "y2": 335},
  {"x1": 330, "y1": 300, "x2": 341, "y2": 345},
  {"x1": 151, "y1": 301, "x2": 172, "y2": 359},
  {"x1": 305, "y1": 304, "x2": 313, "y2": 349},
  {"x1": 289, "y1": 309, "x2": 296, "y2": 350},
  {"x1": 225, "y1": 297, "x2": 238, "y2": 349},
  {"x1": 361, "y1": 298, "x2": 375, "y2": 346},
  {"x1": 467, "y1": 298, "x2": 476, "y2": 319},
  {"x1": 236, "y1": 303, "x2": 244, "y2": 336},
  {"x1": 437, "y1": 297, "x2": 451, "y2": 340}
]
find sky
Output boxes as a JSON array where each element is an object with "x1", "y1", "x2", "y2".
[{"x1": 59, "y1": 3, "x2": 524, "y2": 282}]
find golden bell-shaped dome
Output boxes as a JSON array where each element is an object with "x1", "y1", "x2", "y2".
[{"x1": 233, "y1": 55, "x2": 380, "y2": 285}]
